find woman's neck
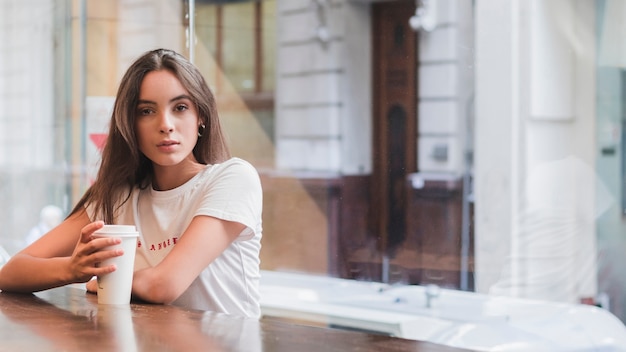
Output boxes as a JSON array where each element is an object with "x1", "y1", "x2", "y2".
[{"x1": 151, "y1": 161, "x2": 205, "y2": 191}]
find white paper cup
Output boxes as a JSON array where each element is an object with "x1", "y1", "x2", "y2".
[{"x1": 92, "y1": 225, "x2": 139, "y2": 305}]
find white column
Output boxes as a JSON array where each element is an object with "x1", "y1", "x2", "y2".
[
  {"x1": 474, "y1": 0, "x2": 521, "y2": 294},
  {"x1": 476, "y1": 0, "x2": 600, "y2": 303},
  {"x1": 0, "y1": 0, "x2": 55, "y2": 168}
]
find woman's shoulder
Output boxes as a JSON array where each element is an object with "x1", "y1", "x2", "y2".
[
  {"x1": 192, "y1": 158, "x2": 262, "y2": 201},
  {"x1": 220, "y1": 157, "x2": 255, "y2": 168},
  {"x1": 198, "y1": 158, "x2": 260, "y2": 184},
  {"x1": 207, "y1": 157, "x2": 258, "y2": 175}
]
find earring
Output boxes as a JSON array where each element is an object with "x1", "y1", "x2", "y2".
[{"x1": 198, "y1": 124, "x2": 206, "y2": 137}]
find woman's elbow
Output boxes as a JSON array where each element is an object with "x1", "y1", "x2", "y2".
[
  {"x1": 144, "y1": 290, "x2": 178, "y2": 305},
  {"x1": 149, "y1": 283, "x2": 181, "y2": 304},
  {"x1": 133, "y1": 272, "x2": 184, "y2": 304}
]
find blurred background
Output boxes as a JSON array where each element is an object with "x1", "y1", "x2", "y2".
[{"x1": 2, "y1": 0, "x2": 626, "y2": 330}]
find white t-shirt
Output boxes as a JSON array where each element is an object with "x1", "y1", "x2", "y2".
[{"x1": 88, "y1": 158, "x2": 263, "y2": 318}]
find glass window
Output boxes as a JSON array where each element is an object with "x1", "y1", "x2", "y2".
[
  {"x1": 222, "y1": 2, "x2": 255, "y2": 93},
  {"x1": 2, "y1": 0, "x2": 626, "y2": 350},
  {"x1": 194, "y1": 0, "x2": 275, "y2": 168}
]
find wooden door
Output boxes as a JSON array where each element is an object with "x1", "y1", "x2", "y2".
[{"x1": 371, "y1": 1, "x2": 417, "y2": 258}]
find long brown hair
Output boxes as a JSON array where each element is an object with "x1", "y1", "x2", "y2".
[{"x1": 72, "y1": 48, "x2": 230, "y2": 223}]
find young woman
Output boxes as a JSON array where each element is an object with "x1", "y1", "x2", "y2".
[{"x1": 0, "y1": 49, "x2": 263, "y2": 318}]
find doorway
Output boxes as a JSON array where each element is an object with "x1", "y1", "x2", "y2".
[{"x1": 371, "y1": 0, "x2": 417, "y2": 262}]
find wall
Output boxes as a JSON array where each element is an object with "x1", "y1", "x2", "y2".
[
  {"x1": 475, "y1": 0, "x2": 599, "y2": 304},
  {"x1": 0, "y1": 0, "x2": 66, "y2": 253},
  {"x1": 417, "y1": 0, "x2": 472, "y2": 177},
  {"x1": 0, "y1": 0, "x2": 56, "y2": 169},
  {"x1": 275, "y1": 0, "x2": 371, "y2": 174}
]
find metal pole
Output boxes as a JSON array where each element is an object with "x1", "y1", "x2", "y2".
[
  {"x1": 79, "y1": 0, "x2": 87, "y2": 191},
  {"x1": 188, "y1": 0, "x2": 195, "y2": 63}
]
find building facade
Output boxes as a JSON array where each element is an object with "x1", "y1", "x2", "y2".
[{"x1": 2, "y1": 0, "x2": 626, "y2": 323}]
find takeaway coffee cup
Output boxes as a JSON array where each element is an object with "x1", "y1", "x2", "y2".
[{"x1": 92, "y1": 225, "x2": 139, "y2": 304}]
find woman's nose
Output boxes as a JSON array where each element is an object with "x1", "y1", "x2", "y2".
[{"x1": 159, "y1": 113, "x2": 174, "y2": 133}]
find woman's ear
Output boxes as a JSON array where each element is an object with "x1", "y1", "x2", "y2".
[{"x1": 198, "y1": 123, "x2": 206, "y2": 138}]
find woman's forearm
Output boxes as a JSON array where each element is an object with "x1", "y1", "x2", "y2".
[{"x1": 0, "y1": 254, "x2": 74, "y2": 293}]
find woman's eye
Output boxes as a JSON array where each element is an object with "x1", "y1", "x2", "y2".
[
  {"x1": 138, "y1": 108, "x2": 153, "y2": 115},
  {"x1": 175, "y1": 104, "x2": 188, "y2": 112}
]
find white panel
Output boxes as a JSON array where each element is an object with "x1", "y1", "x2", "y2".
[
  {"x1": 281, "y1": 73, "x2": 340, "y2": 106},
  {"x1": 118, "y1": 33, "x2": 158, "y2": 53},
  {"x1": 0, "y1": 0, "x2": 54, "y2": 168},
  {"x1": 598, "y1": 0, "x2": 626, "y2": 67},
  {"x1": 437, "y1": 0, "x2": 458, "y2": 24},
  {"x1": 277, "y1": 139, "x2": 341, "y2": 171},
  {"x1": 280, "y1": 106, "x2": 341, "y2": 137},
  {"x1": 279, "y1": 42, "x2": 342, "y2": 74},
  {"x1": 325, "y1": 3, "x2": 345, "y2": 38},
  {"x1": 529, "y1": 0, "x2": 574, "y2": 120},
  {"x1": 120, "y1": 0, "x2": 152, "y2": 5},
  {"x1": 418, "y1": 101, "x2": 457, "y2": 134},
  {"x1": 118, "y1": 3, "x2": 156, "y2": 22},
  {"x1": 117, "y1": 0, "x2": 183, "y2": 79},
  {"x1": 418, "y1": 137, "x2": 461, "y2": 173},
  {"x1": 279, "y1": 3, "x2": 343, "y2": 44},
  {"x1": 278, "y1": 0, "x2": 310, "y2": 13},
  {"x1": 276, "y1": 139, "x2": 305, "y2": 170},
  {"x1": 419, "y1": 64, "x2": 458, "y2": 98},
  {"x1": 340, "y1": 0, "x2": 371, "y2": 175},
  {"x1": 280, "y1": 11, "x2": 318, "y2": 43},
  {"x1": 419, "y1": 27, "x2": 457, "y2": 62}
]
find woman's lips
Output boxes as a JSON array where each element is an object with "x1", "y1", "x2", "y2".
[
  {"x1": 157, "y1": 140, "x2": 179, "y2": 152},
  {"x1": 157, "y1": 140, "x2": 178, "y2": 146}
]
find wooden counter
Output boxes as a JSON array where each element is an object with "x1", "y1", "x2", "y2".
[{"x1": 0, "y1": 285, "x2": 474, "y2": 351}]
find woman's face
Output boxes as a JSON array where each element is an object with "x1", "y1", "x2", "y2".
[{"x1": 135, "y1": 69, "x2": 201, "y2": 170}]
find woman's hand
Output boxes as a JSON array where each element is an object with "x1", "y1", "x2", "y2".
[
  {"x1": 67, "y1": 221, "x2": 123, "y2": 284},
  {"x1": 0, "y1": 211, "x2": 121, "y2": 293}
]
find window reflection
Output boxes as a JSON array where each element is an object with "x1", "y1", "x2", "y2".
[
  {"x1": 2, "y1": 0, "x2": 626, "y2": 350},
  {"x1": 222, "y1": 2, "x2": 255, "y2": 93}
]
